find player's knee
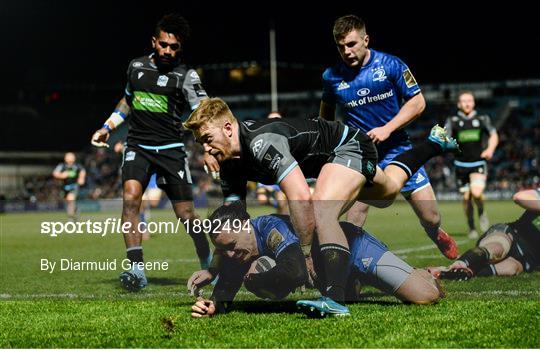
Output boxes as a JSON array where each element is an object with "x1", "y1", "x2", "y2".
[
  {"x1": 399, "y1": 269, "x2": 444, "y2": 305},
  {"x1": 470, "y1": 188, "x2": 483, "y2": 199},
  {"x1": 176, "y1": 206, "x2": 197, "y2": 221},
  {"x1": 502, "y1": 259, "x2": 523, "y2": 276},
  {"x1": 419, "y1": 209, "x2": 441, "y2": 228}
]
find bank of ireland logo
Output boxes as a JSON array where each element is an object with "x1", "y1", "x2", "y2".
[
  {"x1": 357, "y1": 88, "x2": 370, "y2": 97},
  {"x1": 157, "y1": 75, "x2": 169, "y2": 87},
  {"x1": 372, "y1": 67, "x2": 387, "y2": 82}
]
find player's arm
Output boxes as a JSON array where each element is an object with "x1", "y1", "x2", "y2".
[
  {"x1": 52, "y1": 164, "x2": 67, "y2": 180},
  {"x1": 513, "y1": 189, "x2": 540, "y2": 212},
  {"x1": 91, "y1": 97, "x2": 130, "y2": 148},
  {"x1": 244, "y1": 244, "x2": 308, "y2": 300},
  {"x1": 480, "y1": 116, "x2": 499, "y2": 160},
  {"x1": 367, "y1": 92, "x2": 426, "y2": 144},
  {"x1": 279, "y1": 167, "x2": 315, "y2": 254},
  {"x1": 319, "y1": 100, "x2": 336, "y2": 121},
  {"x1": 77, "y1": 168, "x2": 86, "y2": 186}
]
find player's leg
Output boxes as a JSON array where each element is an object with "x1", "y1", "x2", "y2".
[
  {"x1": 470, "y1": 171, "x2": 488, "y2": 231},
  {"x1": 313, "y1": 164, "x2": 365, "y2": 294},
  {"x1": 463, "y1": 189, "x2": 478, "y2": 239},
  {"x1": 120, "y1": 179, "x2": 148, "y2": 290},
  {"x1": 158, "y1": 147, "x2": 211, "y2": 270},
  {"x1": 118, "y1": 146, "x2": 151, "y2": 291},
  {"x1": 491, "y1": 256, "x2": 524, "y2": 276},
  {"x1": 394, "y1": 269, "x2": 444, "y2": 304},
  {"x1": 358, "y1": 125, "x2": 459, "y2": 205},
  {"x1": 406, "y1": 185, "x2": 458, "y2": 259},
  {"x1": 439, "y1": 223, "x2": 513, "y2": 280},
  {"x1": 346, "y1": 201, "x2": 370, "y2": 227},
  {"x1": 65, "y1": 191, "x2": 77, "y2": 221}
]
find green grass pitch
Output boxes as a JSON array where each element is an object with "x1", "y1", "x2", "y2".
[{"x1": 1, "y1": 200, "x2": 539, "y2": 348}]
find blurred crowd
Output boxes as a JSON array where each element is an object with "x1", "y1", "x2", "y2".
[{"x1": 19, "y1": 104, "x2": 540, "y2": 203}]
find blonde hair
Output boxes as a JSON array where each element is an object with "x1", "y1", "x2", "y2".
[{"x1": 183, "y1": 97, "x2": 236, "y2": 132}]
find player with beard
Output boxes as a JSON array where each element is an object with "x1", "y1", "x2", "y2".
[{"x1": 90, "y1": 14, "x2": 211, "y2": 291}]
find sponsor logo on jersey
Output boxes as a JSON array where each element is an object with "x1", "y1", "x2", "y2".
[
  {"x1": 472, "y1": 119, "x2": 480, "y2": 127},
  {"x1": 403, "y1": 69, "x2": 418, "y2": 88},
  {"x1": 125, "y1": 151, "x2": 136, "y2": 161},
  {"x1": 357, "y1": 88, "x2": 370, "y2": 97},
  {"x1": 337, "y1": 81, "x2": 350, "y2": 91},
  {"x1": 362, "y1": 257, "x2": 373, "y2": 269},
  {"x1": 252, "y1": 139, "x2": 264, "y2": 155},
  {"x1": 267, "y1": 228, "x2": 284, "y2": 252},
  {"x1": 132, "y1": 62, "x2": 143, "y2": 67},
  {"x1": 346, "y1": 89, "x2": 394, "y2": 108},
  {"x1": 138, "y1": 72, "x2": 144, "y2": 79},
  {"x1": 132, "y1": 91, "x2": 168, "y2": 113},
  {"x1": 415, "y1": 173, "x2": 425, "y2": 184},
  {"x1": 178, "y1": 170, "x2": 184, "y2": 179},
  {"x1": 190, "y1": 71, "x2": 201, "y2": 82},
  {"x1": 372, "y1": 67, "x2": 387, "y2": 82},
  {"x1": 457, "y1": 129, "x2": 481, "y2": 143},
  {"x1": 157, "y1": 75, "x2": 169, "y2": 87}
]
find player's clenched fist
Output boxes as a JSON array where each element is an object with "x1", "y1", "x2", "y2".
[
  {"x1": 91, "y1": 128, "x2": 110, "y2": 148},
  {"x1": 191, "y1": 297, "x2": 216, "y2": 318}
]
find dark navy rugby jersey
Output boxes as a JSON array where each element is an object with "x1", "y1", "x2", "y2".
[{"x1": 124, "y1": 54, "x2": 207, "y2": 146}]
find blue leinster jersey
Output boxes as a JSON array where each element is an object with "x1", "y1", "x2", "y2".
[
  {"x1": 251, "y1": 215, "x2": 299, "y2": 259},
  {"x1": 322, "y1": 49, "x2": 421, "y2": 154}
]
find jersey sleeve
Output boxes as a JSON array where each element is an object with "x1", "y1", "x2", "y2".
[
  {"x1": 389, "y1": 56, "x2": 421, "y2": 101},
  {"x1": 53, "y1": 163, "x2": 63, "y2": 173},
  {"x1": 124, "y1": 60, "x2": 134, "y2": 100},
  {"x1": 444, "y1": 116, "x2": 454, "y2": 137},
  {"x1": 265, "y1": 219, "x2": 299, "y2": 257},
  {"x1": 249, "y1": 134, "x2": 298, "y2": 184},
  {"x1": 481, "y1": 115, "x2": 497, "y2": 134},
  {"x1": 182, "y1": 69, "x2": 208, "y2": 110},
  {"x1": 321, "y1": 69, "x2": 337, "y2": 105}
]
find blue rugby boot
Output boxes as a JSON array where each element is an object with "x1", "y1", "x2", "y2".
[
  {"x1": 428, "y1": 125, "x2": 460, "y2": 153},
  {"x1": 296, "y1": 296, "x2": 350, "y2": 318}
]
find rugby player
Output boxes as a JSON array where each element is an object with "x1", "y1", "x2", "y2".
[
  {"x1": 320, "y1": 15, "x2": 457, "y2": 259},
  {"x1": 189, "y1": 202, "x2": 443, "y2": 317},
  {"x1": 444, "y1": 91, "x2": 499, "y2": 238},
  {"x1": 183, "y1": 97, "x2": 457, "y2": 316},
  {"x1": 52, "y1": 152, "x2": 86, "y2": 221},
  {"x1": 90, "y1": 14, "x2": 210, "y2": 291},
  {"x1": 430, "y1": 188, "x2": 539, "y2": 280}
]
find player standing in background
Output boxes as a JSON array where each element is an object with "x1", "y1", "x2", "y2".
[
  {"x1": 52, "y1": 152, "x2": 86, "y2": 221},
  {"x1": 444, "y1": 91, "x2": 499, "y2": 239},
  {"x1": 320, "y1": 15, "x2": 458, "y2": 259},
  {"x1": 90, "y1": 14, "x2": 211, "y2": 291}
]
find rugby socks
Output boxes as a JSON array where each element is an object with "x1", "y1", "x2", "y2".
[
  {"x1": 320, "y1": 244, "x2": 350, "y2": 302},
  {"x1": 389, "y1": 141, "x2": 441, "y2": 180},
  {"x1": 466, "y1": 200, "x2": 475, "y2": 230},
  {"x1": 459, "y1": 246, "x2": 490, "y2": 272},
  {"x1": 425, "y1": 225, "x2": 440, "y2": 242},
  {"x1": 127, "y1": 246, "x2": 143, "y2": 265},
  {"x1": 476, "y1": 264, "x2": 497, "y2": 277},
  {"x1": 475, "y1": 197, "x2": 485, "y2": 216}
]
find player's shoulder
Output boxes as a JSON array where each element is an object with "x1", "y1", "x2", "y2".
[
  {"x1": 128, "y1": 55, "x2": 152, "y2": 69},
  {"x1": 374, "y1": 49, "x2": 403, "y2": 65},
  {"x1": 323, "y1": 62, "x2": 349, "y2": 81}
]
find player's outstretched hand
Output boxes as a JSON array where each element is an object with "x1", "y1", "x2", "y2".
[
  {"x1": 191, "y1": 297, "x2": 216, "y2": 318},
  {"x1": 203, "y1": 152, "x2": 220, "y2": 180},
  {"x1": 91, "y1": 128, "x2": 110, "y2": 148},
  {"x1": 187, "y1": 270, "x2": 214, "y2": 296}
]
